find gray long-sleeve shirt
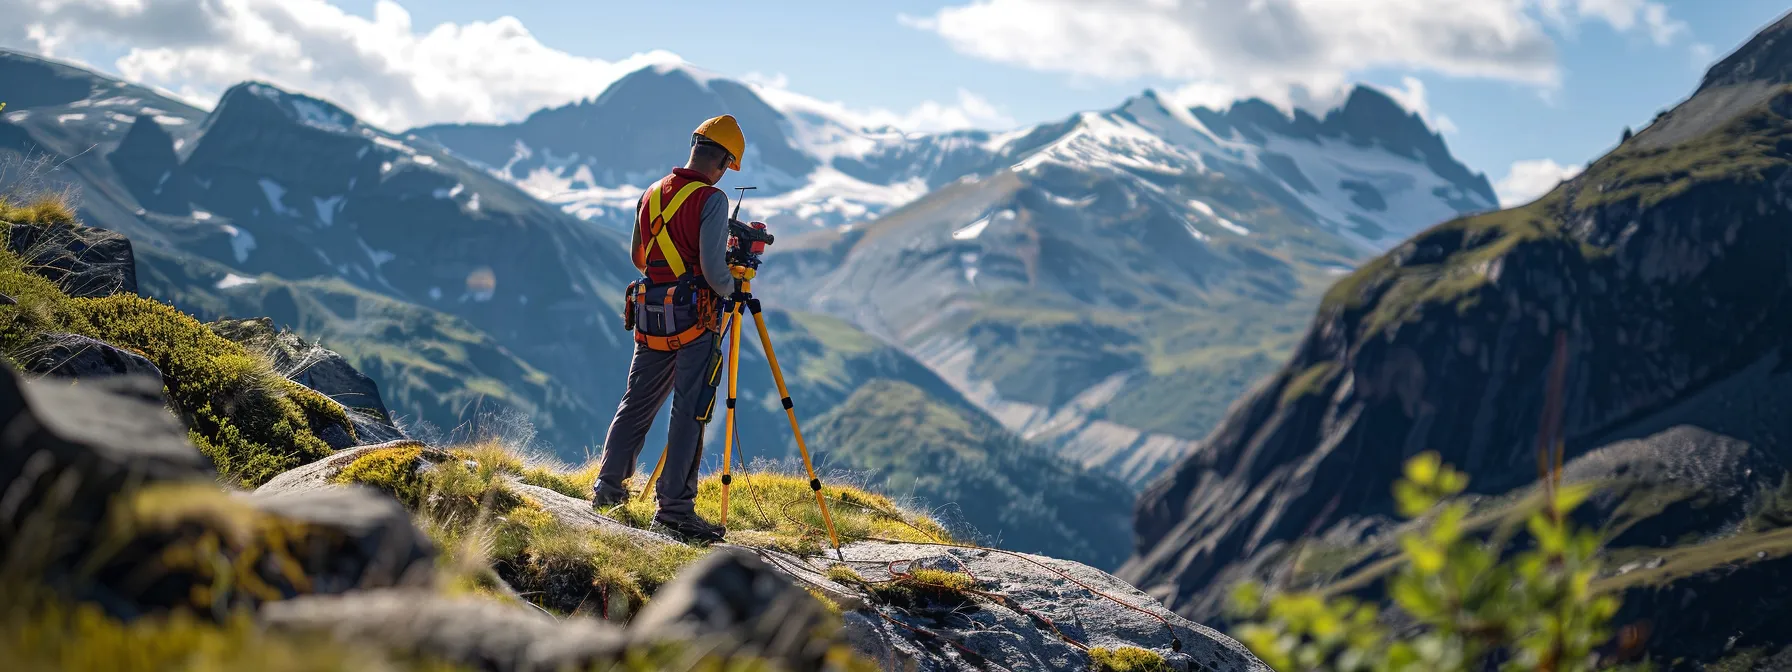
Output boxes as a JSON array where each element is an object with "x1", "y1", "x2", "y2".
[{"x1": 631, "y1": 185, "x2": 735, "y2": 297}]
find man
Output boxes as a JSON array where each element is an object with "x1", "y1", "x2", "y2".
[{"x1": 592, "y1": 114, "x2": 745, "y2": 542}]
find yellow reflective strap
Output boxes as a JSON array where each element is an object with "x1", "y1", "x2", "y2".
[
  {"x1": 644, "y1": 180, "x2": 709, "y2": 279},
  {"x1": 664, "y1": 180, "x2": 708, "y2": 221},
  {"x1": 645, "y1": 179, "x2": 665, "y2": 231},
  {"x1": 652, "y1": 229, "x2": 687, "y2": 277}
]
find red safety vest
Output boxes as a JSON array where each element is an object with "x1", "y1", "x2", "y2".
[{"x1": 633, "y1": 168, "x2": 721, "y2": 285}]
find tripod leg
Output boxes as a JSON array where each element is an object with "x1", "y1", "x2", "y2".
[
  {"x1": 717, "y1": 300, "x2": 746, "y2": 527},
  {"x1": 746, "y1": 300, "x2": 843, "y2": 555},
  {"x1": 639, "y1": 445, "x2": 668, "y2": 503}
]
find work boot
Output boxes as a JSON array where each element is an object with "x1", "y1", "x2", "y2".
[
  {"x1": 591, "y1": 483, "x2": 629, "y2": 510},
  {"x1": 655, "y1": 511, "x2": 726, "y2": 543}
]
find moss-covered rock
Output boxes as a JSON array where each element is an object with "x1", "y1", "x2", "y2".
[
  {"x1": 0, "y1": 209, "x2": 352, "y2": 486},
  {"x1": 322, "y1": 443, "x2": 697, "y2": 621},
  {"x1": 1, "y1": 204, "x2": 136, "y2": 299},
  {"x1": 0, "y1": 358, "x2": 434, "y2": 622},
  {"x1": 208, "y1": 316, "x2": 405, "y2": 445}
]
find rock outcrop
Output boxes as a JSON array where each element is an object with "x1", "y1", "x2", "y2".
[
  {"x1": 208, "y1": 317, "x2": 405, "y2": 444},
  {"x1": 5, "y1": 220, "x2": 137, "y2": 298},
  {"x1": 0, "y1": 362, "x2": 434, "y2": 618},
  {"x1": 265, "y1": 442, "x2": 1266, "y2": 671},
  {"x1": 1124, "y1": 10, "x2": 1792, "y2": 667},
  {"x1": 22, "y1": 332, "x2": 163, "y2": 383},
  {"x1": 260, "y1": 590, "x2": 633, "y2": 672}
]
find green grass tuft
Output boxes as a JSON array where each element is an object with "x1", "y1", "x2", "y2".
[
  {"x1": 609, "y1": 470, "x2": 951, "y2": 556},
  {"x1": 447, "y1": 442, "x2": 602, "y2": 500},
  {"x1": 334, "y1": 445, "x2": 429, "y2": 504},
  {"x1": 825, "y1": 564, "x2": 866, "y2": 586},
  {"x1": 1089, "y1": 646, "x2": 1171, "y2": 672},
  {"x1": 866, "y1": 568, "x2": 979, "y2": 607},
  {"x1": 336, "y1": 444, "x2": 705, "y2": 620},
  {"x1": 0, "y1": 194, "x2": 78, "y2": 228}
]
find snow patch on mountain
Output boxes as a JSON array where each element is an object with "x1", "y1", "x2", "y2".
[
  {"x1": 745, "y1": 168, "x2": 929, "y2": 226},
  {"x1": 991, "y1": 92, "x2": 1493, "y2": 250},
  {"x1": 1189, "y1": 200, "x2": 1250, "y2": 235},
  {"x1": 216, "y1": 273, "x2": 258, "y2": 289},
  {"x1": 220, "y1": 224, "x2": 257, "y2": 263},
  {"x1": 314, "y1": 195, "x2": 343, "y2": 227},
  {"x1": 259, "y1": 179, "x2": 301, "y2": 217},
  {"x1": 245, "y1": 82, "x2": 355, "y2": 133}
]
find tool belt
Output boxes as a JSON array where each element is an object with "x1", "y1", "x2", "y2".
[{"x1": 623, "y1": 276, "x2": 720, "y2": 351}]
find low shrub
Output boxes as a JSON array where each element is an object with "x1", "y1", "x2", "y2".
[{"x1": 1227, "y1": 452, "x2": 1636, "y2": 672}]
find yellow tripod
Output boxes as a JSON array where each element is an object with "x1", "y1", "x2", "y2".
[{"x1": 640, "y1": 265, "x2": 842, "y2": 555}]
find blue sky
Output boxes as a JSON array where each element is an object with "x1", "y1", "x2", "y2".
[{"x1": 5, "y1": 0, "x2": 1789, "y2": 204}]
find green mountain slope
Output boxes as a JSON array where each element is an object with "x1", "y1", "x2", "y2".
[
  {"x1": 134, "y1": 247, "x2": 586, "y2": 443},
  {"x1": 806, "y1": 379, "x2": 1136, "y2": 570},
  {"x1": 759, "y1": 166, "x2": 1355, "y2": 487}
]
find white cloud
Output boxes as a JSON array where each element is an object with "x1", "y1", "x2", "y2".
[
  {"x1": 1690, "y1": 42, "x2": 1716, "y2": 69},
  {"x1": 1495, "y1": 158, "x2": 1584, "y2": 206},
  {"x1": 741, "y1": 71, "x2": 791, "y2": 90},
  {"x1": 749, "y1": 75, "x2": 1017, "y2": 133},
  {"x1": 0, "y1": 0, "x2": 685, "y2": 130},
  {"x1": 866, "y1": 89, "x2": 1016, "y2": 133},
  {"x1": 908, "y1": 0, "x2": 1690, "y2": 107},
  {"x1": 1541, "y1": 0, "x2": 1687, "y2": 45}
]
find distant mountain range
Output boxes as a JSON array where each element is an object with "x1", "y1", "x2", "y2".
[
  {"x1": 412, "y1": 62, "x2": 1498, "y2": 487},
  {"x1": 411, "y1": 61, "x2": 1496, "y2": 250}
]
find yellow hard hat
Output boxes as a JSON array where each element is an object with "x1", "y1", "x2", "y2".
[{"x1": 693, "y1": 114, "x2": 745, "y2": 171}]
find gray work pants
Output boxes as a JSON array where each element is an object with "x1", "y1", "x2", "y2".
[{"x1": 595, "y1": 332, "x2": 716, "y2": 516}]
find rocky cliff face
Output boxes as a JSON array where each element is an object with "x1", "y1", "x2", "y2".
[{"x1": 1124, "y1": 11, "x2": 1792, "y2": 665}]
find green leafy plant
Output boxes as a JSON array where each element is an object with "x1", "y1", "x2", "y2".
[{"x1": 1227, "y1": 451, "x2": 1635, "y2": 672}]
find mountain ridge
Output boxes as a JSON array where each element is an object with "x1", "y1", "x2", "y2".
[
  {"x1": 411, "y1": 60, "x2": 1493, "y2": 253},
  {"x1": 1121, "y1": 11, "x2": 1792, "y2": 665}
]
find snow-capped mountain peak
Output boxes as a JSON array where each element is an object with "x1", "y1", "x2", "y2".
[
  {"x1": 978, "y1": 84, "x2": 1498, "y2": 249},
  {"x1": 412, "y1": 62, "x2": 1495, "y2": 251}
]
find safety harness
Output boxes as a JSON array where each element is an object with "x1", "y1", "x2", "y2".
[{"x1": 623, "y1": 177, "x2": 722, "y2": 351}]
